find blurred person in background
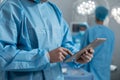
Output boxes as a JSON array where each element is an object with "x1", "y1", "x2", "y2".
[
  {"x1": 81, "y1": 6, "x2": 115, "y2": 80},
  {"x1": 72, "y1": 22, "x2": 89, "y2": 50}
]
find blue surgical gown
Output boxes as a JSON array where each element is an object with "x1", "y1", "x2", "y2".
[
  {"x1": 81, "y1": 24, "x2": 115, "y2": 80},
  {"x1": 72, "y1": 23, "x2": 89, "y2": 51},
  {"x1": 0, "y1": 0, "x2": 77, "y2": 80}
]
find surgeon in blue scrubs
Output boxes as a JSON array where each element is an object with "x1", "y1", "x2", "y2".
[
  {"x1": 0, "y1": 0, "x2": 94, "y2": 80},
  {"x1": 72, "y1": 22, "x2": 89, "y2": 50},
  {"x1": 81, "y1": 6, "x2": 115, "y2": 80}
]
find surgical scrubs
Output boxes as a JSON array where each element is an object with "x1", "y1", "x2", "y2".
[
  {"x1": 72, "y1": 24, "x2": 89, "y2": 50},
  {"x1": 81, "y1": 24, "x2": 115, "y2": 80},
  {"x1": 0, "y1": 0, "x2": 77, "y2": 80}
]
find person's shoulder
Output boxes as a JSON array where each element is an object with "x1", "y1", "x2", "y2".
[
  {"x1": 0, "y1": 0, "x2": 23, "y2": 10},
  {"x1": 48, "y1": 1, "x2": 62, "y2": 16},
  {"x1": 87, "y1": 25, "x2": 96, "y2": 32},
  {"x1": 86, "y1": 25, "x2": 103, "y2": 34},
  {"x1": 48, "y1": 1, "x2": 65, "y2": 24},
  {"x1": 103, "y1": 25, "x2": 114, "y2": 33},
  {"x1": 0, "y1": 0, "x2": 25, "y2": 21},
  {"x1": 94, "y1": 25, "x2": 114, "y2": 35}
]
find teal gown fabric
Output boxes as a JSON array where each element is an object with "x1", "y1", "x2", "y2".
[
  {"x1": 81, "y1": 24, "x2": 115, "y2": 80},
  {"x1": 0, "y1": 0, "x2": 77, "y2": 80}
]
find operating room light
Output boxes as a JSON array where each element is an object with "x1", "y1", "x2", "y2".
[
  {"x1": 111, "y1": 7, "x2": 120, "y2": 24},
  {"x1": 0, "y1": 0, "x2": 3, "y2": 3},
  {"x1": 77, "y1": 0, "x2": 96, "y2": 15}
]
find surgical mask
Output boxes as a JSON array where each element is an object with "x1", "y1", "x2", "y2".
[
  {"x1": 79, "y1": 31, "x2": 85, "y2": 36},
  {"x1": 33, "y1": 0, "x2": 41, "y2": 3}
]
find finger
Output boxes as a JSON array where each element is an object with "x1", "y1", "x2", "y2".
[
  {"x1": 81, "y1": 55, "x2": 90, "y2": 62},
  {"x1": 62, "y1": 48, "x2": 73, "y2": 56},
  {"x1": 85, "y1": 50, "x2": 89, "y2": 54},
  {"x1": 60, "y1": 49, "x2": 69, "y2": 57},
  {"x1": 59, "y1": 57, "x2": 63, "y2": 62},
  {"x1": 77, "y1": 57, "x2": 84, "y2": 62},
  {"x1": 58, "y1": 53, "x2": 64, "y2": 62},
  {"x1": 84, "y1": 53, "x2": 92, "y2": 60},
  {"x1": 76, "y1": 50, "x2": 90, "y2": 60},
  {"x1": 88, "y1": 48, "x2": 94, "y2": 54},
  {"x1": 76, "y1": 57, "x2": 88, "y2": 63},
  {"x1": 60, "y1": 55, "x2": 65, "y2": 61},
  {"x1": 60, "y1": 53, "x2": 65, "y2": 59},
  {"x1": 77, "y1": 53, "x2": 92, "y2": 63},
  {"x1": 85, "y1": 52, "x2": 93, "y2": 58},
  {"x1": 81, "y1": 54, "x2": 91, "y2": 61}
]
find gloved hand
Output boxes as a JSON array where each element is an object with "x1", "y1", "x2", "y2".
[{"x1": 48, "y1": 47, "x2": 72, "y2": 63}]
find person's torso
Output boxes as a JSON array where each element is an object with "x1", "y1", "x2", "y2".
[
  {"x1": 0, "y1": 0, "x2": 65, "y2": 80},
  {"x1": 85, "y1": 25, "x2": 115, "y2": 80}
]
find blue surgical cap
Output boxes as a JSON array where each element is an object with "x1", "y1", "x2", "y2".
[
  {"x1": 79, "y1": 22, "x2": 89, "y2": 28},
  {"x1": 95, "y1": 6, "x2": 109, "y2": 21}
]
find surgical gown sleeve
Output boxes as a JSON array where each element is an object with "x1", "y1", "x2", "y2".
[
  {"x1": 60, "y1": 19, "x2": 79, "y2": 54},
  {"x1": 0, "y1": 2, "x2": 50, "y2": 71}
]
